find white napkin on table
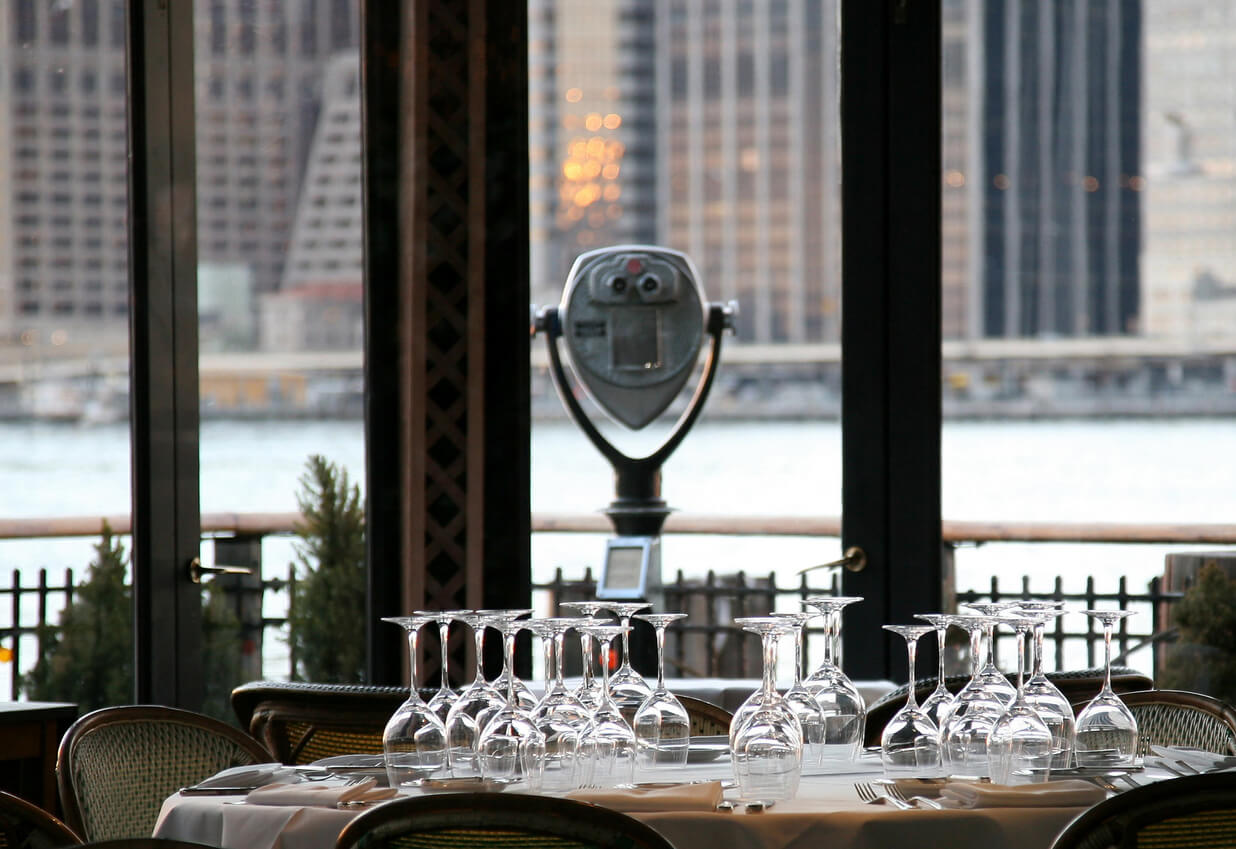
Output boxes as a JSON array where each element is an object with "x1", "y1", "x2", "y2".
[
  {"x1": 566, "y1": 781, "x2": 724, "y2": 813},
  {"x1": 245, "y1": 777, "x2": 397, "y2": 807},
  {"x1": 939, "y1": 780, "x2": 1106, "y2": 809},
  {"x1": 1147, "y1": 745, "x2": 1236, "y2": 774},
  {"x1": 191, "y1": 763, "x2": 291, "y2": 790}
]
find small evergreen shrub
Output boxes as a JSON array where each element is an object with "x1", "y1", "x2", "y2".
[
  {"x1": 286, "y1": 455, "x2": 367, "y2": 683},
  {"x1": 1159, "y1": 563, "x2": 1236, "y2": 706}
]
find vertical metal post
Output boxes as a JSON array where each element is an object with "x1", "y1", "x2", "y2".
[{"x1": 128, "y1": 0, "x2": 202, "y2": 707}]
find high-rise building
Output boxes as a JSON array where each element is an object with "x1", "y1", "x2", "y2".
[
  {"x1": 965, "y1": 0, "x2": 1141, "y2": 339},
  {"x1": 0, "y1": 0, "x2": 357, "y2": 351}
]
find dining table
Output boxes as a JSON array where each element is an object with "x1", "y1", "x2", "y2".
[{"x1": 150, "y1": 745, "x2": 1178, "y2": 849}]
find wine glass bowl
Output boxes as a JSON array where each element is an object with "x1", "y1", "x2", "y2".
[
  {"x1": 577, "y1": 622, "x2": 640, "y2": 788},
  {"x1": 913, "y1": 613, "x2": 957, "y2": 731},
  {"x1": 632, "y1": 613, "x2": 691, "y2": 768},
  {"x1": 601, "y1": 602, "x2": 654, "y2": 716},
  {"x1": 380, "y1": 615, "x2": 449, "y2": 788},
  {"x1": 560, "y1": 601, "x2": 609, "y2": 711},
  {"x1": 987, "y1": 615, "x2": 1054, "y2": 784},
  {"x1": 880, "y1": 624, "x2": 942, "y2": 778},
  {"x1": 939, "y1": 614, "x2": 1005, "y2": 778},
  {"x1": 1014, "y1": 604, "x2": 1075, "y2": 770},
  {"x1": 1074, "y1": 609, "x2": 1139, "y2": 768},
  {"x1": 477, "y1": 616, "x2": 546, "y2": 788},
  {"x1": 800, "y1": 596, "x2": 866, "y2": 765},
  {"x1": 444, "y1": 610, "x2": 507, "y2": 778}
]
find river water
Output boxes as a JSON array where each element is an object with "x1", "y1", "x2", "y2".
[{"x1": 1, "y1": 415, "x2": 1233, "y2": 688}]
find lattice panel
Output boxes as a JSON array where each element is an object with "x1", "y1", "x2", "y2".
[{"x1": 417, "y1": 0, "x2": 474, "y2": 685}]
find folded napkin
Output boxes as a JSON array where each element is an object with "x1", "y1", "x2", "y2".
[
  {"x1": 191, "y1": 763, "x2": 290, "y2": 790},
  {"x1": 1147, "y1": 745, "x2": 1236, "y2": 774},
  {"x1": 939, "y1": 780, "x2": 1106, "y2": 809},
  {"x1": 245, "y1": 778, "x2": 397, "y2": 808},
  {"x1": 566, "y1": 781, "x2": 724, "y2": 813}
]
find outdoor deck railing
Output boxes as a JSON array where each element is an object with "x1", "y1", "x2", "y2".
[{"x1": 3, "y1": 511, "x2": 1233, "y2": 698}]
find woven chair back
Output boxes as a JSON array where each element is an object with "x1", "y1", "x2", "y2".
[
  {"x1": 1051, "y1": 772, "x2": 1236, "y2": 849},
  {"x1": 1120, "y1": 689, "x2": 1236, "y2": 756},
  {"x1": 0, "y1": 788, "x2": 81, "y2": 849},
  {"x1": 335, "y1": 793, "x2": 678, "y2": 849},
  {"x1": 677, "y1": 695, "x2": 732, "y2": 736},
  {"x1": 56, "y1": 706, "x2": 271, "y2": 843}
]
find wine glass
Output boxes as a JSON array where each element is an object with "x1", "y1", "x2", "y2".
[
  {"x1": 771, "y1": 611, "x2": 826, "y2": 766},
  {"x1": 421, "y1": 609, "x2": 465, "y2": 723},
  {"x1": 480, "y1": 608, "x2": 537, "y2": 712},
  {"x1": 987, "y1": 615, "x2": 1054, "y2": 784},
  {"x1": 444, "y1": 610, "x2": 508, "y2": 778},
  {"x1": 800, "y1": 596, "x2": 866, "y2": 765},
  {"x1": 880, "y1": 624, "x2": 942, "y2": 778},
  {"x1": 477, "y1": 616, "x2": 545, "y2": 788},
  {"x1": 960, "y1": 602, "x2": 1018, "y2": 706},
  {"x1": 525, "y1": 617, "x2": 593, "y2": 791},
  {"x1": 1074, "y1": 609, "x2": 1139, "y2": 767},
  {"x1": 601, "y1": 602, "x2": 654, "y2": 716},
  {"x1": 730, "y1": 617, "x2": 803, "y2": 802},
  {"x1": 632, "y1": 613, "x2": 690, "y2": 768},
  {"x1": 560, "y1": 600, "x2": 608, "y2": 710},
  {"x1": 939, "y1": 614, "x2": 1006, "y2": 778},
  {"x1": 914, "y1": 613, "x2": 957, "y2": 730},
  {"x1": 1015, "y1": 602, "x2": 1075, "y2": 770},
  {"x1": 576, "y1": 622, "x2": 639, "y2": 787},
  {"x1": 380, "y1": 614, "x2": 449, "y2": 788}
]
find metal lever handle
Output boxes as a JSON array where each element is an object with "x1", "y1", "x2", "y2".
[
  {"x1": 797, "y1": 546, "x2": 868, "y2": 575},
  {"x1": 188, "y1": 557, "x2": 254, "y2": 584}
]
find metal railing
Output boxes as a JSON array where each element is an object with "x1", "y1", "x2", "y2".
[{"x1": 2, "y1": 511, "x2": 1229, "y2": 697}]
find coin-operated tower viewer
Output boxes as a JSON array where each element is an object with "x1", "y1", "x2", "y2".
[{"x1": 532, "y1": 245, "x2": 736, "y2": 628}]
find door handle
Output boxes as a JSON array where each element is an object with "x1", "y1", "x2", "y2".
[
  {"x1": 797, "y1": 546, "x2": 867, "y2": 575},
  {"x1": 188, "y1": 556, "x2": 254, "y2": 584}
]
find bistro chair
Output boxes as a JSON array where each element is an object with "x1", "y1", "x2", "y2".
[
  {"x1": 335, "y1": 792, "x2": 679, "y2": 849},
  {"x1": 0, "y1": 789, "x2": 82, "y2": 849},
  {"x1": 1092, "y1": 689, "x2": 1236, "y2": 756},
  {"x1": 74, "y1": 841, "x2": 219, "y2": 849},
  {"x1": 56, "y1": 706, "x2": 272, "y2": 843},
  {"x1": 863, "y1": 667, "x2": 1153, "y2": 745},
  {"x1": 678, "y1": 695, "x2": 732, "y2": 736},
  {"x1": 1050, "y1": 771, "x2": 1236, "y2": 849},
  {"x1": 231, "y1": 681, "x2": 435, "y2": 764}
]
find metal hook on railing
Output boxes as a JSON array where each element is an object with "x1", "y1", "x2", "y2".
[{"x1": 797, "y1": 546, "x2": 867, "y2": 575}]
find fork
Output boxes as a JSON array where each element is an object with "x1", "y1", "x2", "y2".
[
  {"x1": 855, "y1": 782, "x2": 913, "y2": 810},
  {"x1": 884, "y1": 783, "x2": 940, "y2": 809}
]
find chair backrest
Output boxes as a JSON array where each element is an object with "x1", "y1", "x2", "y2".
[
  {"x1": 863, "y1": 667, "x2": 1153, "y2": 745},
  {"x1": 1106, "y1": 689, "x2": 1236, "y2": 756},
  {"x1": 677, "y1": 695, "x2": 732, "y2": 736},
  {"x1": 335, "y1": 792, "x2": 679, "y2": 849},
  {"x1": 231, "y1": 681, "x2": 430, "y2": 764},
  {"x1": 0, "y1": 789, "x2": 82, "y2": 849},
  {"x1": 56, "y1": 706, "x2": 272, "y2": 843},
  {"x1": 1050, "y1": 772, "x2": 1236, "y2": 849},
  {"x1": 76, "y1": 841, "x2": 220, "y2": 849}
]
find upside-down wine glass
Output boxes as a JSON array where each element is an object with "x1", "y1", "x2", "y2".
[
  {"x1": 772, "y1": 611, "x2": 826, "y2": 767},
  {"x1": 1074, "y1": 609, "x2": 1139, "y2": 768},
  {"x1": 602, "y1": 602, "x2": 654, "y2": 716},
  {"x1": 632, "y1": 613, "x2": 691, "y2": 768},
  {"x1": 880, "y1": 624, "x2": 942, "y2": 778},
  {"x1": 577, "y1": 622, "x2": 639, "y2": 787},
  {"x1": 525, "y1": 617, "x2": 593, "y2": 791},
  {"x1": 381, "y1": 614, "x2": 449, "y2": 788},
  {"x1": 477, "y1": 616, "x2": 545, "y2": 788},
  {"x1": 960, "y1": 602, "x2": 1019, "y2": 706},
  {"x1": 444, "y1": 610, "x2": 507, "y2": 777},
  {"x1": 987, "y1": 615, "x2": 1054, "y2": 784},
  {"x1": 801, "y1": 596, "x2": 866, "y2": 765},
  {"x1": 914, "y1": 613, "x2": 957, "y2": 731},
  {"x1": 560, "y1": 600, "x2": 608, "y2": 711},
  {"x1": 939, "y1": 614, "x2": 1006, "y2": 778},
  {"x1": 730, "y1": 617, "x2": 803, "y2": 802},
  {"x1": 422, "y1": 610, "x2": 464, "y2": 723},
  {"x1": 1015, "y1": 602, "x2": 1075, "y2": 770}
]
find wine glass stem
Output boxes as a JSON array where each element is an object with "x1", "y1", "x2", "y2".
[
  {"x1": 761, "y1": 632, "x2": 778, "y2": 699},
  {"x1": 1014, "y1": 629, "x2": 1027, "y2": 694},
  {"x1": 472, "y1": 625, "x2": 486, "y2": 687},
  {"x1": 580, "y1": 634, "x2": 594, "y2": 688},
  {"x1": 620, "y1": 617, "x2": 632, "y2": 669},
  {"x1": 904, "y1": 637, "x2": 919, "y2": 710},
  {"x1": 968, "y1": 627, "x2": 982, "y2": 677},
  {"x1": 504, "y1": 631, "x2": 516, "y2": 706},
  {"x1": 655, "y1": 625, "x2": 667, "y2": 690},
  {"x1": 1032, "y1": 623, "x2": 1045, "y2": 678},
  {"x1": 542, "y1": 634, "x2": 555, "y2": 694},
  {"x1": 935, "y1": 627, "x2": 947, "y2": 686},
  {"x1": 406, "y1": 626, "x2": 420, "y2": 689},
  {"x1": 983, "y1": 624, "x2": 996, "y2": 669},
  {"x1": 554, "y1": 631, "x2": 567, "y2": 687},
  {"x1": 1102, "y1": 622, "x2": 1114, "y2": 693},
  {"x1": 794, "y1": 627, "x2": 804, "y2": 687},
  {"x1": 599, "y1": 637, "x2": 613, "y2": 697},
  {"x1": 439, "y1": 621, "x2": 450, "y2": 690}
]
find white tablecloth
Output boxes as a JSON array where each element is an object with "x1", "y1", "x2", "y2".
[{"x1": 154, "y1": 755, "x2": 1096, "y2": 849}]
